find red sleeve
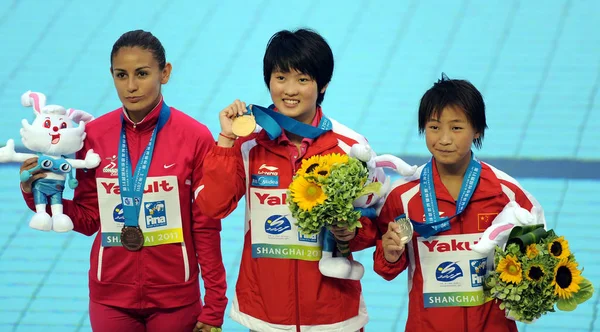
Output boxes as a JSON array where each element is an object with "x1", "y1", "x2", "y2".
[
  {"x1": 349, "y1": 216, "x2": 378, "y2": 252},
  {"x1": 373, "y1": 240, "x2": 408, "y2": 281},
  {"x1": 194, "y1": 141, "x2": 246, "y2": 219},
  {"x1": 192, "y1": 130, "x2": 228, "y2": 326},
  {"x1": 373, "y1": 188, "x2": 409, "y2": 280},
  {"x1": 21, "y1": 141, "x2": 100, "y2": 236}
]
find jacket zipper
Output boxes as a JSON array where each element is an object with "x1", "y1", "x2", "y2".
[
  {"x1": 295, "y1": 260, "x2": 300, "y2": 332},
  {"x1": 131, "y1": 125, "x2": 145, "y2": 309},
  {"x1": 459, "y1": 214, "x2": 468, "y2": 332},
  {"x1": 291, "y1": 155, "x2": 301, "y2": 332},
  {"x1": 261, "y1": 138, "x2": 337, "y2": 332}
]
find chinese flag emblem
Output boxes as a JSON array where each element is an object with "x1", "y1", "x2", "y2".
[{"x1": 478, "y1": 213, "x2": 498, "y2": 231}]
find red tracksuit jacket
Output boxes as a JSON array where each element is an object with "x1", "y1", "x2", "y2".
[
  {"x1": 195, "y1": 107, "x2": 377, "y2": 332},
  {"x1": 374, "y1": 160, "x2": 545, "y2": 332},
  {"x1": 22, "y1": 99, "x2": 228, "y2": 326}
]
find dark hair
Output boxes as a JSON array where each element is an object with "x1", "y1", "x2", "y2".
[
  {"x1": 263, "y1": 28, "x2": 334, "y2": 105},
  {"x1": 110, "y1": 30, "x2": 166, "y2": 70},
  {"x1": 418, "y1": 73, "x2": 487, "y2": 148}
]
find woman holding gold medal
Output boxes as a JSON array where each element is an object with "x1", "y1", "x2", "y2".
[
  {"x1": 195, "y1": 29, "x2": 378, "y2": 332},
  {"x1": 19, "y1": 30, "x2": 227, "y2": 332}
]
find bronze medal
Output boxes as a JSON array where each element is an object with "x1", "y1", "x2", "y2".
[
  {"x1": 121, "y1": 226, "x2": 144, "y2": 251},
  {"x1": 231, "y1": 114, "x2": 257, "y2": 137}
]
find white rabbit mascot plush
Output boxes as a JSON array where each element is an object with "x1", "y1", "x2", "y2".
[
  {"x1": 471, "y1": 201, "x2": 544, "y2": 256},
  {"x1": 470, "y1": 199, "x2": 545, "y2": 323},
  {"x1": 318, "y1": 143, "x2": 418, "y2": 280},
  {"x1": 0, "y1": 91, "x2": 101, "y2": 232}
]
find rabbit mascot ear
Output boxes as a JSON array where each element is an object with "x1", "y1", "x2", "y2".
[
  {"x1": 21, "y1": 90, "x2": 47, "y2": 112},
  {"x1": 471, "y1": 201, "x2": 539, "y2": 255},
  {"x1": 0, "y1": 91, "x2": 101, "y2": 233},
  {"x1": 68, "y1": 108, "x2": 95, "y2": 124},
  {"x1": 318, "y1": 143, "x2": 418, "y2": 280}
]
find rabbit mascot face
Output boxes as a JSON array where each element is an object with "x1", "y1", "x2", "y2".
[
  {"x1": 0, "y1": 91, "x2": 101, "y2": 232},
  {"x1": 319, "y1": 143, "x2": 418, "y2": 280}
]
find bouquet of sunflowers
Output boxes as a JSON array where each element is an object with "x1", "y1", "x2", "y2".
[
  {"x1": 287, "y1": 153, "x2": 380, "y2": 237},
  {"x1": 485, "y1": 224, "x2": 594, "y2": 323}
]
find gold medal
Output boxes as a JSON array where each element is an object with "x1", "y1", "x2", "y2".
[{"x1": 231, "y1": 114, "x2": 257, "y2": 137}]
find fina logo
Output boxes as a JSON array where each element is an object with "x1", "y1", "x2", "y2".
[
  {"x1": 265, "y1": 214, "x2": 292, "y2": 234},
  {"x1": 144, "y1": 201, "x2": 167, "y2": 228},
  {"x1": 112, "y1": 203, "x2": 124, "y2": 223},
  {"x1": 435, "y1": 261, "x2": 464, "y2": 282},
  {"x1": 469, "y1": 258, "x2": 487, "y2": 287}
]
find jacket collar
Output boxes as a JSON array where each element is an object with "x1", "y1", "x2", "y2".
[
  {"x1": 121, "y1": 97, "x2": 164, "y2": 132},
  {"x1": 276, "y1": 106, "x2": 323, "y2": 146},
  {"x1": 430, "y1": 158, "x2": 504, "y2": 204},
  {"x1": 255, "y1": 107, "x2": 336, "y2": 158}
]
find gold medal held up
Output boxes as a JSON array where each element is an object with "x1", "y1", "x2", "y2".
[{"x1": 232, "y1": 114, "x2": 256, "y2": 137}]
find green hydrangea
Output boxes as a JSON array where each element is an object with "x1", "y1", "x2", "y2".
[{"x1": 288, "y1": 157, "x2": 370, "y2": 236}]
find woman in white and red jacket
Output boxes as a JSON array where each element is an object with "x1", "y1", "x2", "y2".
[
  {"x1": 195, "y1": 29, "x2": 378, "y2": 332},
  {"x1": 19, "y1": 30, "x2": 227, "y2": 332},
  {"x1": 375, "y1": 75, "x2": 545, "y2": 332}
]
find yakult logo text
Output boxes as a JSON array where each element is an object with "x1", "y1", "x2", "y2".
[
  {"x1": 255, "y1": 192, "x2": 287, "y2": 206},
  {"x1": 101, "y1": 180, "x2": 174, "y2": 195},
  {"x1": 422, "y1": 239, "x2": 479, "y2": 253}
]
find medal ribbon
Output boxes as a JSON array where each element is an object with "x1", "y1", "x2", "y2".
[
  {"x1": 410, "y1": 154, "x2": 481, "y2": 238},
  {"x1": 248, "y1": 104, "x2": 332, "y2": 140},
  {"x1": 118, "y1": 101, "x2": 171, "y2": 228}
]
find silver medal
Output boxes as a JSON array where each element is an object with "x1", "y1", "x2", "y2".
[{"x1": 394, "y1": 217, "x2": 414, "y2": 244}]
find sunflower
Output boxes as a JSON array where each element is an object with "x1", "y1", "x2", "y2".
[
  {"x1": 548, "y1": 236, "x2": 571, "y2": 260},
  {"x1": 526, "y1": 244, "x2": 539, "y2": 259},
  {"x1": 552, "y1": 259, "x2": 584, "y2": 299},
  {"x1": 313, "y1": 163, "x2": 331, "y2": 178},
  {"x1": 496, "y1": 254, "x2": 523, "y2": 284},
  {"x1": 297, "y1": 155, "x2": 322, "y2": 177},
  {"x1": 289, "y1": 176, "x2": 327, "y2": 211},
  {"x1": 525, "y1": 264, "x2": 545, "y2": 283},
  {"x1": 321, "y1": 153, "x2": 349, "y2": 167}
]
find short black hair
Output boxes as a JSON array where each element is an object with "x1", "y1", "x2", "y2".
[
  {"x1": 418, "y1": 73, "x2": 487, "y2": 148},
  {"x1": 263, "y1": 28, "x2": 334, "y2": 105},
  {"x1": 111, "y1": 30, "x2": 166, "y2": 70}
]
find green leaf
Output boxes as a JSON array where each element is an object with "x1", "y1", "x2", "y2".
[
  {"x1": 557, "y1": 296, "x2": 578, "y2": 311},
  {"x1": 573, "y1": 278, "x2": 595, "y2": 304},
  {"x1": 506, "y1": 225, "x2": 548, "y2": 253},
  {"x1": 359, "y1": 182, "x2": 382, "y2": 196}
]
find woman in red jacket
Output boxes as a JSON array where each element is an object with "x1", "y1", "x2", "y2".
[
  {"x1": 19, "y1": 30, "x2": 227, "y2": 332},
  {"x1": 375, "y1": 74, "x2": 546, "y2": 331},
  {"x1": 195, "y1": 29, "x2": 376, "y2": 332}
]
